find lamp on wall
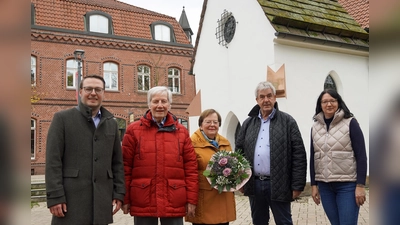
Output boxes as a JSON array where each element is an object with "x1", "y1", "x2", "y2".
[{"x1": 74, "y1": 49, "x2": 85, "y2": 102}]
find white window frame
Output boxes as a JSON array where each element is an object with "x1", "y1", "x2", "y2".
[
  {"x1": 137, "y1": 65, "x2": 151, "y2": 91},
  {"x1": 178, "y1": 118, "x2": 188, "y2": 129},
  {"x1": 103, "y1": 62, "x2": 118, "y2": 90},
  {"x1": 168, "y1": 68, "x2": 180, "y2": 93},
  {"x1": 31, "y1": 56, "x2": 36, "y2": 86},
  {"x1": 31, "y1": 119, "x2": 36, "y2": 159},
  {"x1": 154, "y1": 24, "x2": 171, "y2": 42},
  {"x1": 89, "y1": 14, "x2": 109, "y2": 33},
  {"x1": 66, "y1": 59, "x2": 82, "y2": 89}
]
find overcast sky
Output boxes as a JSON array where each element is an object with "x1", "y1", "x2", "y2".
[{"x1": 119, "y1": 0, "x2": 204, "y2": 44}]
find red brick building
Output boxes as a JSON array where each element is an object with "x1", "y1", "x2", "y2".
[{"x1": 31, "y1": 0, "x2": 196, "y2": 175}]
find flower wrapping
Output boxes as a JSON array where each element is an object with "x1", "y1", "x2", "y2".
[{"x1": 203, "y1": 150, "x2": 252, "y2": 194}]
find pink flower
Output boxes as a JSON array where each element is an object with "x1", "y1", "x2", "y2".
[
  {"x1": 219, "y1": 157, "x2": 228, "y2": 166},
  {"x1": 223, "y1": 168, "x2": 232, "y2": 177}
]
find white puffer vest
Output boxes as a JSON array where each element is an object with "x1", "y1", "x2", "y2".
[{"x1": 312, "y1": 110, "x2": 357, "y2": 182}]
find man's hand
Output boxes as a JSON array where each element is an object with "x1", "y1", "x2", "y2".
[
  {"x1": 186, "y1": 203, "x2": 196, "y2": 217},
  {"x1": 49, "y1": 203, "x2": 67, "y2": 217},
  {"x1": 292, "y1": 190, "x2": 302, "y2": 200},
  {"x1": 121, "y1": 204, "x2": 130, "y2": 214},
  {"x1": 112, "y1": 199, "x2": 122, "y2": 215},
  {"x1": 311, "y1": 185, "x2": 320, "y2": 205}
]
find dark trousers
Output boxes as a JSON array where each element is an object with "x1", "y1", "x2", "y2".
[
  {"x1": 134, "y1": 216, "x2": 183, "y2": 225},
  {"x1": 249, "y1": 179, "x2": 293, "y2": 225},
  {"x1": 193, "y1": 223, "x2": 229, "y2": 225}
]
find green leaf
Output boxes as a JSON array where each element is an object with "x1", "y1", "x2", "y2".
[
  {"x1": 218, "y1": 185, "x2": 223, "y2": 194},
  {"x1": 203, "y1": 170, "x2": 211, "y2": 177}
]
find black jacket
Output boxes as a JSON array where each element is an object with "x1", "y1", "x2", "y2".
[{"x1": 235, "y1": 103, "x2": 306, "y2": 202}]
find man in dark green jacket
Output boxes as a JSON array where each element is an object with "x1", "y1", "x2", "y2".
[
  {"x1": 45, "y1": 75, "x2": 125, "y2": 225},
  {"x1": 236, "y1": 81, "x2": 306, "y2": 225}
]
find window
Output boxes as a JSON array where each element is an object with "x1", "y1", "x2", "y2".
[
  {"x1": 178, "y1": 118, "x2": 188, "y2": 129},
  {"x1": 324, "y1": 75, "x2": 337, "y2": 91},
  {"x1": 66, "y1": 59, "x2": 82, "y2": 89},
  {"x1": 31, "y1": 56, "x2": 36, "y2": 85},
  {"x1": 103, "y1": 62, "x2": 118, "y2": 90},
  {"x1": 114, "y1": 118, "x2": 126, "y2": 142},
  {"x1": 85, "y1": 11, "x2": 113, "y2": 34},
  {"x1": 155, "y1": 25, "x2": 171, "y2": 42},
  {"x1": 168, "y1": 68, "x2": 180, "y2": 93},
  {"x1": 137, "y1": 65, "x2": 150, "y2": 91},
  {"x1": 90, "y1": 15, "x2": 109, "y2": 33},
  {"x1": 151, "y1": 22, "x2": 175, "y2": 42},
  {"x1": 31, "y1": 119, "x2": 36, "y2": 159}
]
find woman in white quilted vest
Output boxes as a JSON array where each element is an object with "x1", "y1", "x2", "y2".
[{"x1": 310, "y1": 89, "x2": 367, "y2": 225}]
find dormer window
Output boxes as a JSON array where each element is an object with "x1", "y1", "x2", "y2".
[
  {"x1": 85, "y1": 11, "x2": 113, "y2": 34},
  {"x1": 151, "y1": 22, "x2": 175, "y2": 42}
]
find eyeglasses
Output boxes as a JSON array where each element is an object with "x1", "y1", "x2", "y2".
[
  {"x1": 82, "y1": 87, "x2": 104, "y2": 94},
  {"x1": 321, "y1": 99, "x2": 337, "y2": 105},
  {"x1": 203, "y1": 120, "x2": 219, "y2": 125}
]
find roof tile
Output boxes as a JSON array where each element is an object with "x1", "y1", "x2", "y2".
[{"x1": 32, "y1": 0, "x2": 190, "y2": 44}]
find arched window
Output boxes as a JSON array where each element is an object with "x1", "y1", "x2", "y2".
[
  {"x1": 103, "y1": 62, "x2": 118, "y2": 90},
  {"x1": 31, "y1": 56, "x2": 36, "y2": 86},
  {"x1": 138, "y1": 65, "x2": 150, "y2": 91},
  {"x1": 168, "y1": 68, "x2": 180, "y2": 93},
  {"x1": 85, "y1": 11, "x2": 113, "y2": 34},
  {"x1": 150, "y1": 22, "x2": 175, "y2": 42},
  {"x1": 66, "y1": 59, "x2": 83, "y2": 89},
  {"x1": 324, "y1": 75, "x2": 337, "y2": 91},
  {"x1": 31, "y1": 119, "x2": 36, "y2": 159}
]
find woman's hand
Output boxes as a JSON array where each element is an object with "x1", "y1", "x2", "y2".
[
  {"x1": 355, "y1": 186, "x2": 366, "y2": 206},
  {"x1": 311, "y1": 185, "x2": 321, "y2": 205}
]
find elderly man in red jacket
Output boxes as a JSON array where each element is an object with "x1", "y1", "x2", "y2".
[{"x1": 122, "y1": 86, "x2": 198, "y2": 225}]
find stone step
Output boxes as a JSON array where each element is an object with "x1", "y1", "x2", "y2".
[
  {"x1": 31, "y1": 182, "x2": 46, "y2": 189},
  {"x1": 31, "y1": 188, "x2": 46, "y2": 196},
  {"x1": 31, "y1": 195, "x2": 47, "y2": 203}
]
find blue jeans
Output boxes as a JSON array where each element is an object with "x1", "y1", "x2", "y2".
[
  {"x1": 249, "y1": 179, "x2": 293, "y2": 225},
  {"x1": 317, "y1": 182, "x2": 359, "y2": 225}
]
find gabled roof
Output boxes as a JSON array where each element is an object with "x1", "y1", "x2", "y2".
[
  {"x1": 31, "y1": 0, "x2": 190, "y2": 45},
  {"x1": 338, "y1": 0, "x2": 369, "y2": 30},
  {"x1": 258, "y1": 0, "x2": 369, "y2": 49}
]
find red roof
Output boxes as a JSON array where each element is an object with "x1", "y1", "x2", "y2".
[
  {"x1": 32, "y1": 0, "x2": 190, "y2": 44},
  {"x1": 338, "y1": 0, "x2": 369, "y2": 29}
]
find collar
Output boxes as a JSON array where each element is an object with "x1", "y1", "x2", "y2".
[
  {"x1": 152, "y1": 116, "x2": 166, "y2": 127},
  {"x1": 200, "y1": 130, "x2": 219, "y2": 148},
  {"x1": 258, "y1": 108, "x2": 276, "y2": 121}
]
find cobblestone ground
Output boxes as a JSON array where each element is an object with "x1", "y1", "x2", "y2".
[{"x1": 31, "y1": 191, "x2": 369, "y2": 225}]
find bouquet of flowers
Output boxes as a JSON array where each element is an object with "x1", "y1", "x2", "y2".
[{"x1": 203, "y1": 150, "x2": 252, "y2": 194}]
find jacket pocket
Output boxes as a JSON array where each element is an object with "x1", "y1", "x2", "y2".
[
  {"x1": 63, "y1": 169, "x2": 79, "y2": 178},
  {"x1": 314, "y1": 152, "x2": 322, "y2": 174},
  {"x1": 107, "y1": 169, "x2": 114, "y2": 179},
  {"x1": 331, "y1": 151, "x2": 355, "y2": 174},
  {"x1": 130, "y1": 178, "x2": 151, "y2": 207},
  {"x1": 167, "y1": 179, "x2": 187, "y2": 207}
]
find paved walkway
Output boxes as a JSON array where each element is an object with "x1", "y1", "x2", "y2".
[{"x1": 31, "y1": 175, "x2": 369, "y2": 225}]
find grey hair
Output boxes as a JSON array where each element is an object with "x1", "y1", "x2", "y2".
[
  {"x1": 254, "y1": 81, "x2": 276, "y2": 97},
  {"x1": 147, "y1": 86, "x2": 172, "y2": 107}
]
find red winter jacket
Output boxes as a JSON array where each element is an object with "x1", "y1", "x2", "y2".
[{"x1": 122, "y1": 110, "x2": 198, "y2": 217}]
